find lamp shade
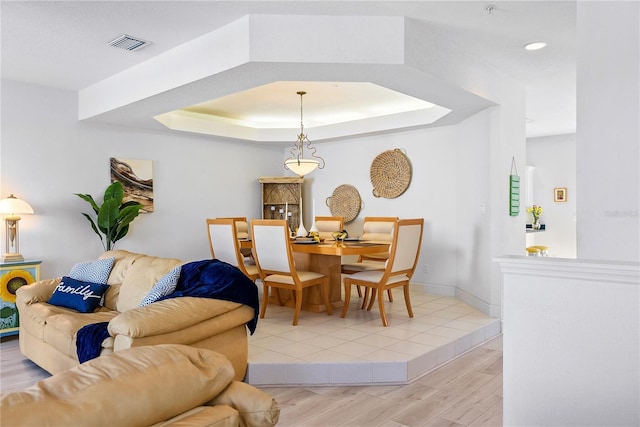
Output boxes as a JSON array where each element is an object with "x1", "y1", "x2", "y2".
[
  {"x1": 284, "y1": 158, "x2": 320, "y2": 177},
  {"x1": 0, "y1": 195, "x2": 34, "y2": 216}
]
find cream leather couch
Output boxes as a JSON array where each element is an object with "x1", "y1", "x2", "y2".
[
  {"x1": 1, "y1": 344, "x2": 279, "y2": 427},
  {"x1": 16, "y1": 250, "x2": 256, "y2": 380}
]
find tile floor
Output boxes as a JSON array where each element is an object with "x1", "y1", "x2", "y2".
[{"x1": 246, "y1": 286, "x2": 501, "y2": 387}]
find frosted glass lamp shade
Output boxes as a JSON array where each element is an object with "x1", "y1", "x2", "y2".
[
  {"x1": 0, "y1": 195, "x2": 34, "y2": 216},
  {"x1": 0, "y1": 194, "x2": 34, "y2": 262},
  {"x1": 284, "y1": 158, "x2": 320, "y2": 177}
]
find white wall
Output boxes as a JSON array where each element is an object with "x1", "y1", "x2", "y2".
[
  {"x1": 498, "y1": 256, "x2": 639, "y2": 426},
  {"x1": 576, "y1": 1, "x2": 639, "y2": 262},
  {"x1": 526, "y1": 133, "x2": 577, "y2": 258},
  {"x1": 404, "y1": 18, "x2": 527, "y2": 316},
  {"x1": 455, "y1": 110, "x2": 493, "y2": 309},
  {"x1": 1, "y1": 80, "x2": 284, "y2": 278}
]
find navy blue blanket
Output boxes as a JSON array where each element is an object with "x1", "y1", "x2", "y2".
[
  {"x1": 76, "y1": 259, "x2": 259, "y2": 363},
  {"x1": 160, "y1": 259, "x2": 259, "y2": 334},
  {"x1": 76, "y1": 321, "x2": 111, "y2": 363}
]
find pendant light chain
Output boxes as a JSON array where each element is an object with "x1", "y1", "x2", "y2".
[
  {"x1": 283, "y1": 90, "x2": 325, "y2": 177},
  {"x1": 298, "y1": 91, "x2": 306, "y2": 142}
]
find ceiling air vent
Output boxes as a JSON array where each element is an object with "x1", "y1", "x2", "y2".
[{"x1": 107, "y1": 34, "x2": 151, "y2": 52}]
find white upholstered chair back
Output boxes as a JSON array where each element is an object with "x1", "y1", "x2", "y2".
[
  {"x1": 207, "y1": 218, "x2": 260, "y2": 282},
  {"x1": 251, "y1": 220, "x2": 293, "y2": 275},
  {"x1": 206, "y1": 218, "x2": 241, "y2": 267},
  {"x1": 358, "y1": 216, "x2": 398, "y2": 262},
  {"x1": 314, "y1": 216, "x2": 344, "y2": 240},
  {"x1": 361, "y1": 216, "x2": 398, "y2": 243},
  {"x1": 389, "y1": 220, "x2": 424, "y2": 275}
]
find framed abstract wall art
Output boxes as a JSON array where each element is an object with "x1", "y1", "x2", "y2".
[{"x1": 110, "y1": 158, "x2": 154, "y2": 212}]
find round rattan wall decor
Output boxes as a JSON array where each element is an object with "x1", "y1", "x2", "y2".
[
  {"x1": 325, "y1": 184, "x2": 361, "y2": 223},
  {"x1": 370, "y1": 148, "x2": 412, "y2": 198}
]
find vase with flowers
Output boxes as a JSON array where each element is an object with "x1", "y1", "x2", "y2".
[{"x1": 527, "y1": 204, "x2": 543, "y2": 229}]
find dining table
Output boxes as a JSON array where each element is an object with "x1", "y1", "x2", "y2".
[{"x1": 240, "y1": 238, "x2": 389, "y2": 313}]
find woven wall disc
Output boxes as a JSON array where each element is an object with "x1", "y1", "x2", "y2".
[
  {"x1": 370, "y1": 149, "x2": 412, "y2": 198},
  {"x1": 325, "y1": 184, "x2": 361, "y2": 223}
]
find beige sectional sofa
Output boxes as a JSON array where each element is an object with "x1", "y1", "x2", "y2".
[
  {"x1": 16, "y1": 250, "x2": 257, "y2": 381},
  {"x1": 1, "y1": 344, "x2": 279, "y2": 427}
]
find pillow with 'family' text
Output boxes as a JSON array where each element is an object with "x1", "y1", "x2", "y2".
[
  {"x1": 139, "y1": 266, "x2": 182, "y2": 307},
  {"x1": 49, "y1": 276, "x2": 110, "y2": 313},
  {"x1": 69, "y1": 257, "x2": 115, "y2": 285}
]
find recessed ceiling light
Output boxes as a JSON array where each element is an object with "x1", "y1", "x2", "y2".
[{"x1": 523, "y1": 41, "x2": 547, "y2": 51}]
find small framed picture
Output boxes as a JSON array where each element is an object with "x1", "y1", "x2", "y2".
[{"x1": 554, "y1": 187, "x2": 567, "y2": 202}]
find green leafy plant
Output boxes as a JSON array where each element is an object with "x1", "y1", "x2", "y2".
[{"x1": 75, "y1": 181, "x2": 143, "y2": 251}]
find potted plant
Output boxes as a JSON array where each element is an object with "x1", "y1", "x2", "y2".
[{"x1": 75, "y1": 181, "x2": 143, "y2": 251}]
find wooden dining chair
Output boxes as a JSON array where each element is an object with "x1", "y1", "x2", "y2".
[
  {"x1": 340, "y1": 218, "x2": 424, "y2": 327},
  {"x1": 313, "y1": 216, "x2": 344, "y2": 241},
  {"x1": 250, "y1": 219, "x2": 332, "y2": 325},
  {"x1": 206, "y1": 218, "x2": 260, "y2": 282},
  {"x1": 342, "y1": 216, "x2": 398, "y2": 303}
]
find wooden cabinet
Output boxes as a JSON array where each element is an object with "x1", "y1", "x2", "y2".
[
  {"x1": 259, "y1": 176, "x2": 303, "y2": 233},
  {"x1": 1, "y1": 260, "x2": 41, "y2": 337}
]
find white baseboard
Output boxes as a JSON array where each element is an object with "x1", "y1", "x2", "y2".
[
  {"x1": 411, "y1": 282, "x2": 501, "y2": 318},
  {"x1": 411, "y1": 281, "x2": 455, "y2": 296},
  {"x1": 454, "y1": 287, "x2": 501, "y2": 317}
]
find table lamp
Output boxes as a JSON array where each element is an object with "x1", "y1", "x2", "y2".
[{"x1": 0, "y1": 194, "x2": 34, "y2": 262}]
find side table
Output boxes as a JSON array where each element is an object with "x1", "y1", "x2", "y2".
[{"x1": 1, "y1": 260, "x2": 41, "y2": 337}]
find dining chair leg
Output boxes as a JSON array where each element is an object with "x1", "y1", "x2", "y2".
[
  {"x1": 403, "y1": 284, "x2": 414, "y2": 318},
  {"x1": 292, "y1": 289, "x2": 302, "y2": 326},
  {"x1": 366, "y1": 288, "x2": 378, "y2": 311},
  {"x1": 260, "y1": 284, "x2": 270, "y2": 319},
  {"x1": 378, "y1": 287, "x2": 389, "y2": 327},
  {"x1": 357, "y1": 285, "x2": 362, "y2": 297},
  {"x1": 363, "y1": 288, "x2": 393, "y2": 309},
  {"x1": 361, "y1": 287, "x2": 371, "y2": 309},
  {"x1": 340, "y1": 281, "x2": 352, "y2": 318}
]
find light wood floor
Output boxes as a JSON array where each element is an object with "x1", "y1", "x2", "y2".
[
  {"x1": 260, "y1": 335, "x2": 503, "y2": 426},
  {"x1": 0, "y1": 335, "x2": 502, "y2": 426}
]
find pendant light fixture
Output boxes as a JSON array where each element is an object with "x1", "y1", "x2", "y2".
[{"x1": 284, "y1": 91, "x2": 325, "y2": 177}]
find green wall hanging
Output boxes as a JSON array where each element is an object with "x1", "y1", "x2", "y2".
[{"x1": 509, "y1": 157, "x2": 520, "y2": 216}]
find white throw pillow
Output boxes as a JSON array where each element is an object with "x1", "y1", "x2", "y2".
[
  {"x1": 138, "y1": 266, "x2": 182, "y2": 307},
  {"x1": 69, "y1": 257, "x2": 115, "y2": 285}
]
